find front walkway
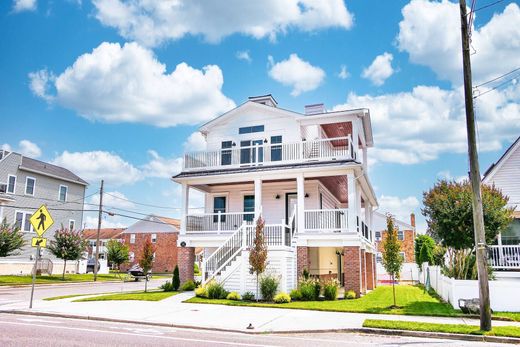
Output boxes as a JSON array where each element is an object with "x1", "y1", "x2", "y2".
[{"x1": 2, "y1": 292, "x2": 519, "y2": 333}]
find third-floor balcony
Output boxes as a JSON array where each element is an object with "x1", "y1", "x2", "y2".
[{"x1": 182, "y1": 136, "x2": 356, "y2": 172}]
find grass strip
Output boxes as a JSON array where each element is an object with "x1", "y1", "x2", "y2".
[{"x1": 73, "y1": 291, "x2": 178, "y2": 302}]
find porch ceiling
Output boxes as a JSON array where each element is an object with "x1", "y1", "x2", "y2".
[
  {"x1": 321, "y1": 122, "x2": 352, "y2": 140},
  {"x1": 319, "y1": 176, "x2": 348, "y2": 204}
]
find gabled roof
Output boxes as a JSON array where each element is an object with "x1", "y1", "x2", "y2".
[
  {"x1": 373, "y1": 211, "x2": 415, "y2": 231},
  {"x1": 483, "y1": 136, "x2": 520, "y2": 183},
  {"x1": 82, "y1": 228, "x2": 125, "y2": 240},
  {"x1": 122, "y1": 214, "x2": 180, "y2": 234},
  {"x1": 19, "y1": 155, "x2": 88, "y2": 186}
]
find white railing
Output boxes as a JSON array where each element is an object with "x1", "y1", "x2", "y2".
[
  {"x1": 489, "y1": 245, "x2": 520, "y2": 269},
  {"x1": 186, "y1": 212, "x2": 255, "y2": 233},
  {"x1": 304, "y1": 209, "x2": 349, "y2": 232},
  {"x1": 183, "y1": 136, "x2": 354, "y2": 171}
]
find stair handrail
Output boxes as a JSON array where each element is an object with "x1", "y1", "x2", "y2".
[
  {"x1": 202, "y1": 221, "x2": 247, "y2": 284},
  {"x1": 289, "y1": 205, "x2": 297, "y2": 239}
]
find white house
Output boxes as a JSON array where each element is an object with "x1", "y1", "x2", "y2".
[{"x1": 172, "y1": 95, "x2": 378, "y2": 297}]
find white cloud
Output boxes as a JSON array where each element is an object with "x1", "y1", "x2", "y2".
[
  {"x1": 183, "y1": 132, "x2": 207, "y2": 152},
  {"x1": 1, "y1": 140, "x2": 42, "y2": 158},
  {"x1": 338, "y1": 65, "x2": 349, "y2": 79},
  {"x1": 141, "y1": 150, "x2": 183, "y2": 179},
  {"x1": 437, "y1": 170, "x2": 467, "y2": 183},
  {"x1": 236, "y1": 50, "x2": 252, "y2": 63},
  {"x1": 378, "y1": 195, "x2": 420, "y2": 224},
  {"x1": 12, "y1": 0, "x2": 36, "y2": 12},
  {"x1": 29, "y1": 42, "x2": 235, "y2": 127},
  {"x1": 362, "y1": 52, "x2": 394, "y2": 86},
  {"x1": 90, "y1": 191, "x2": 135, "y2": 209},
  {"x1": 92, "y1": 0, "x2": 353, "y2": 47},
  {"x1": 268, "y1": 54, "x2": 325, "y2": 96},
  {"x1": 334, "y1": 83, "x2": 520, "y2": 164},
  {"x1": 397, "y1": 0, "x2": 520, "y2": 85},
  {"x1": 83, "y1": 215, "x2": 127, "y2": 229},
  {"x1": 52, "y1": 150, "x2": 142, "y2": 186}
]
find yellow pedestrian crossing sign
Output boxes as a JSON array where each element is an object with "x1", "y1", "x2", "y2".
[
  {"x1": 31, "y1": 237, "x2": 47, "y2": 248},
  {"x1": 29, "y1": 205, "x2": 54, "y2": 237}
]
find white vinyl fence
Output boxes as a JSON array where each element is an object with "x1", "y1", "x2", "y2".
[{"x1": 419, "y1": 264, "x2": 520, "y2": 312}]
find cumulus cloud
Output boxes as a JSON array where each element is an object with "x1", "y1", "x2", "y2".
[
  {"x1": 52, "y1": 151, "x2": 142, "y2": 186},
  {"x1": 12, "y1": 0, "x2": 36, "y2": 12},
  {"x1": 268, "y1": 54, "x2": 325, "y2": 96},
  {"x1": 397, "y1": 0, "x2": 520, "y2": 85},
  {"x1": 83, "y1": 215, "x2": 127, "y2": 229},
  {"x1": 183, "y1": 132, "x2": 207, "y2": 152},
  {"x1": 92, "y1": 0, "x2": 353, "y2": 47},
  {"x1": 378, "y1": 195, "x2": 420, "y2": 223},
  {"x1": 1, "y1": 140, "x2": 42, "y2": 158},
  {"x1": 90, "y1": 191, "x2": 135, "y2": 209},
  {"x1": 141, "y1": 150, "x2": 183, "y2": 179},
  {"x1": 29, "y1": 42, "x2": 235, "y2": 127},
  {"x1": 334, "y1": 83, "x2": 520, "y2": 164},
  {"x1": 362, "y1": 52, "x2": 394, "y2": 86},
  {"x1": 338, "y1": 65, "x2": 349, "y2": 79},
  {"x1": 236, "y1": 50, "x2": 252, "y2": 63},
  {"x1": 437, "y1": 170, "x2": 467, "y2": 183}
]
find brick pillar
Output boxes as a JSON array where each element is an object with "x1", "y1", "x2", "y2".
[
  {"x1": 177, "y1": 246, "x2": 195, "y2": 283},
  {"x1": 360, "y1": 249, "x2": 366, "y2": 294},
  {"x1": 343, "y1": 246, "x2": 361, "y2": 297},
  {"x1": 373, "y1": 253, "x2": 377, "y2": 288},
  {"x1": 296, "y1": 246, "x2": 310, "y2": 279},
  {"x1": 366, "y1": 252, "x2": 374, "y2": 290}
]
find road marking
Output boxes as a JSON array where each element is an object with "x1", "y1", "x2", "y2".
[{"x1": 0, "y1": 320, "x2": 280, "y2": 346}]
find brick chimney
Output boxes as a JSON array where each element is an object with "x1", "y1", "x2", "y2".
[{"x1": 410, "y1": 213, "x2": 416, "y2": 228}]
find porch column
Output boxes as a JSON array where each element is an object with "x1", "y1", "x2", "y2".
[
  {"x1": 366, "y1": 252, "x2": 374, "y2": 290},
  {"x1": 177, "y1": 246, "x2": 195, "y2": 283},
  {"x1": 362, "y1": 146, "x2": 368, "y2": 172},
  {"x1": 361, "y1": 248, "x2": 367, "y2": 294},
  {"x1": 366, "y1": 201, "x2": 373, "y2": 241},
  {"x1": 180, "y1": 183, "x2": 189, "y2": 235},
  {"x1": 347, "y1": 172, "x2": 357, "y2": 234},
  {"x1": 352, "y1": 120, "x2": 359, "y2": 160},
  {"x1": 343, "y1": 246, "x2": 362, "y2": 297},
  {"x1": 297, "y1": 246, "x2": 310, "y2": 278},
  {"x1": 0, "y1": 204, "x2": 4, "y2": 222},
  {"x1": 254, "y1": 178, "x2": 262, "y2": 220},
  {"x1": 297, "y1": 174, "x2": 305, "y2": 234}
]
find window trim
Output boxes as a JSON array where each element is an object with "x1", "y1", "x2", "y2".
[
  {"x1": 7, "y1": 175, "x2": 16, "y2": 194},
  {"x1": 59, "y1": 185, "x2": 68, "y2": 202},
  {"x1": 151, "y1": 233, "x2": 157, "y2": 243},
  {"x1": 69, "y1": 219, "x2": 75, "y2": 231},
  {"x1": 212, "y1": 194, "x2": 228, "y2": 223},
  {"x1": 25, "y1": 176, "x2": 36, "y2": 196},
  {"x1": 397, "y1": 230, "x2": 404, "y2": 241},
  {"x1": 130, "y1": 234, "x2": 136, "y2": 244},
  {"x1": 14, "y1": 210, "x2": 33, "y2": 233}
]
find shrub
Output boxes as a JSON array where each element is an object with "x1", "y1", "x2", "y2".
[
  {"x1": 299, "y1": 277, "x2": 320, "y2": 301},
  {"x1": 172, "y1": 265, "x2": 180, "y2": 291},
  {"x1": 180, "y1": 280, "x2": 196, "y2": 291},
  {"x1": 195, "y1": 286, "x2": 207, "y2": 298},
  {"x1": 345, "y1": 290, "x2": 356, "y2": 299},
  {"x1": 206, "y1": 280, "x2": 227, "y2": 299},
  {"x1": 289, "y1": 289, "x2": 302, "y2": 301},
  {"x1": 260, "y1": 274, "x2": 279, "y2": 301},
  {"x1": 194, "y1": 263, "x2": 201, "y2": 275},
  {"x1": 322, "y1": 278, "x2": 339, "y2": 300},
  {"x1": 160, "y1": 281, "x2": 174, "y2": 292},
  {"x1": 242, "y1": 291, "x2": 255, "y2": 301},
  {"x1": 273, "y1": 292, "x2": 291, "y2": 304},
  {"x1": 226, "y1": 292, "x2": 241, "y2": 301}
]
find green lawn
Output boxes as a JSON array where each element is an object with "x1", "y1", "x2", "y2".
[
  {"x1": 0, "y1": 274, "x2": 125, "y2": 286},
  {"x1": 363, "y1": 319, "x2": 520, "y2": 338},
  {"x1": 43, "y1": 293, "x2": 96, "y2": 301},
  {"x1": 186, "y1": 285, "x2": 458, "y2": 317},
  {"x1": 73, "y1": 291, "x2": 178, "y2": 302},
  {"x1": 494, "y1": 312, "x2": 520, "y2": 322}
]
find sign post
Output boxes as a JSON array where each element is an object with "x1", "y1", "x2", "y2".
[{"x1": 28, "y1": 204, "x2": 54, "y2": 309}]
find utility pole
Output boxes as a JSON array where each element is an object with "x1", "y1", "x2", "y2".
[
  {"x1": 94, "y1": 180, "x2": 104, "y2": 282},
  {"x1": 459, "y1": 0, "x2": 492, "y2": 331}
]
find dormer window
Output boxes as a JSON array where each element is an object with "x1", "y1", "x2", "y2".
[{"x1": 239, "y1": 125, "x2": 264, "y2": 134}]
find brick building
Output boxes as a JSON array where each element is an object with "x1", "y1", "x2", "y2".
[
  {"x1": 121, "y1": 215, "x2": 180, "y2": 273},
  {"x1": 82, "y1": 228, "x2": 125, "y2": 261}
]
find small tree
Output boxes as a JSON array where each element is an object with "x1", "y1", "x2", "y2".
[
  {"x1": 172, "y1": 265, "x2": 180, "y2": 291},
  {"x1": 0, "y1": 219, "x2": 24, "y2": 257},
  {"x1": 381, "y1": 214, "x2": 403, "y2": 308},
  {"x1": 414, "y1": 234, "x2": 435, "y2": 269},
  {"x1": 48, "y1": 227, "x2": 86, "y2": 280},
  {"x1": 106, "y1": 239, "x2": 129, "y2": 274},
  {"x1": 249, "y1": 216, "x2": 268, "y2": 301},
  {"x1": 139, "y1": 238, "x2": 155, "y2": 293}
]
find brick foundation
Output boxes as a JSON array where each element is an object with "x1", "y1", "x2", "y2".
[
  {"x1": 177, "y1": 246, "x2": 195, "y2": 283},
  {"x1": 343, "y1": 246, "x2": 361, "y2": 297},
  {"x1": 366, "y1": 252, "x2": 374, "y2": 290},
  {"x1": 296, "y1": 246, "x2": 310, "y2": 279},
  {"x1": 360, "y1": 249, "x2": 366, "y2": 294}
]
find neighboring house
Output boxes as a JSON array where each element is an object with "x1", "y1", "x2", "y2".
[
  {"x1": 173, "y1": 95, "x2": 378, "y2": 297},
  {"x1": 121, "y1": 215, "x2": 180, "y2": 273},
  {"x1": 373, "y1": 212, "x2": 418, "y2": 283},
  {"x1": 483, "y1": 136, "x2": 520, "y2": 271},
  {"x1": 82, "y1": 228, "x2": 126, "y2": 261},
  {"x1": 0, "y1": 150, "x2": 88, "y2": 275}
]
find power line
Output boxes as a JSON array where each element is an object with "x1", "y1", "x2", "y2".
[
  {"x1": 103, "y1": 191, "x2": 187, "y2": 210},
  {"x1": 474, "y1": 73, "x2": 520, "y2": 98},
  {"x1": 104, "y1": 211, "x2": 179, "y2": 227},
  {"x1": 472, "y1": 0, "x2": 504, "y2": 13},
  {"x1": 473, "y1": 67, "x2": 520, "y2": 88},
  {"x1": 3, "y1": 205, "x2": 99, "y2": 213}
]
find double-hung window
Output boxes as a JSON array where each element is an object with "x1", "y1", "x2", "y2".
[
  {"x1": 213, "y1": 196, "x2": 226, "y2": 223},
  {"x1": 151, "y1": 233, "x2": 157, "y2": 243},
  {"x1": 14, "y1": 211, "x2": 32, "y2": 232},
  {"x1": 69, "y1": 220, "x2": 75, "y2": 230},
  {"x1": 221, "y1": 141, "x2": 232, "y2": 166},
  {"x1": 59, "y1": 185, "x2": 68, "y2": 202},
  {"x1": 397, "y1": 229, "x2": 404, "y2": 241},
  {"x1": 130, "y1": 234, "x2": 136, "y2": 244},
  {"x1": 25, "y1": 177, "x2": 35, "y2": 196},
  {"x1": 238, "y1": 125, "x2": 264, "y2": 134},
  {"x1": 7, "y1": 175, "x2": 16, "y2": 194}
]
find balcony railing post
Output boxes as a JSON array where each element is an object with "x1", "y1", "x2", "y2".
[
  {"x1": 282, "y1": 219, "x2": 286, "y2": 246},
  {"x1": 217, "y1": 211, "x2": 221, "y2": 234},
  {"x1": 242, "y1": 221, "x2": 247, "y2": 248}
]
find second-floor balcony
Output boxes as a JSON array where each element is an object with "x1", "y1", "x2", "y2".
[{"x1": 183, "y1": 136, "x2": 355, "y2": 172}]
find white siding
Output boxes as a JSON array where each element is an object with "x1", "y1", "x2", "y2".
[{"x1": 485, "y1": 143, "x2": 520, "y2": 211}]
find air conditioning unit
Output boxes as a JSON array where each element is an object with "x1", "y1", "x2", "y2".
[{"x1": 0, "y1": 183, "x2": 7, "y2": 194}]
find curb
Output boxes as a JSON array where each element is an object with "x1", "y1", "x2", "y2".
[
  {"x1": 2, "y1": 309, "x2": 520, "y2": 344},
  {"x1": 0, "y1": 278, "x2": 168, "y2": 289}
]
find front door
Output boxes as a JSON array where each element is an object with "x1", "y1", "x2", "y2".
[
  {"x1": 285, "y1": 193, "x2": 298, "y2": 222},
  {"x1": 243, "y1": 195, "x2": 255, "y2": 222}
]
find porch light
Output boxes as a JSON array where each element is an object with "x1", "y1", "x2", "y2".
[
  {"x1": 305, "y1": 193, "x2": 309, "y2": 198},
  {"x1": 264, "y1": 139, "x2": 268, "y2": 143},
  {"x1": 232, "y1": 142, "x2": 236, "y2": 146},
  {"x1": 275, "y1": 194, "x2": 280, "y2": 199}
]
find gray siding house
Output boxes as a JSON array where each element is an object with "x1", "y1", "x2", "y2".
[{"x1": 0, "y1": 150, "x2": 88, "y2": 264}]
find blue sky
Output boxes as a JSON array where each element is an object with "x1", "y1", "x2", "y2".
[{"x1": 1, "y1": 0, "x2": 519, "y2": 230}]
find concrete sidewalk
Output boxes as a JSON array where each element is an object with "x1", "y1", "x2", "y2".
[{"x1": 2, "y1": 292, "x2": 520, "y2": 333}]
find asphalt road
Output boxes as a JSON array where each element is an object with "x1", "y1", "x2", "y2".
[
  {"x1": 0, "y1": 312, "x2": 498, "y2": 347},
  {"x1": 0, "y1": 278, "x2": 168, "y2": 306}
]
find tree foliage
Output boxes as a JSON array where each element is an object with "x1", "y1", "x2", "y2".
[
  {"x1": 106, "y1": 239, "x2": 129, "y2": 270},
  {"x1": 172, "y1": 265, "x2": 180, "y2": 291},
  {"x1": 0, "y1": 219, "x2": 24, "y2": 257},
  {"x1": 414, "y1": 234, "x2": 435, "y2": 269},
  {"x1": 48, "y1": 227, "x2": 86, "y2": 279},
  {"x1": 139, "y1": 238, "x2": 156, "y2": 292},
  {"x1": 422, "y1": 180, "x2": 513, "y2": 249},
  {"x1": 249, "y1": 216, "x2": 268, "y2": 300},
  {"x1": 382, "y1": 214, "x2": 403, "y2": 307}
]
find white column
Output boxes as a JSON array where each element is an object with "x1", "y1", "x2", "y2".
[
  {"x1": 352, "y1": 120, "x2": 359, "y2": 161},
  {"x1": 297, "y1": 174, "x2": 305, "y2": 234},
  {"x1": 254, "y1": 178, "x2": 262, "y2": 220},
  {"x1": 362, "y1": 146, "x2": 368, "y2": 172},
  {"x1": 180, "y1": 183, "x2": 189, "y2": 235},
  {"x1": 366, "y1": 201, "x2": 373, "y2": 241},
  {"x1": 0, "y1": 204, "x2": 4, "y2": 222},
  {"x1": 347, "y1": 172, "x2": 357, "y2": 233}
]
